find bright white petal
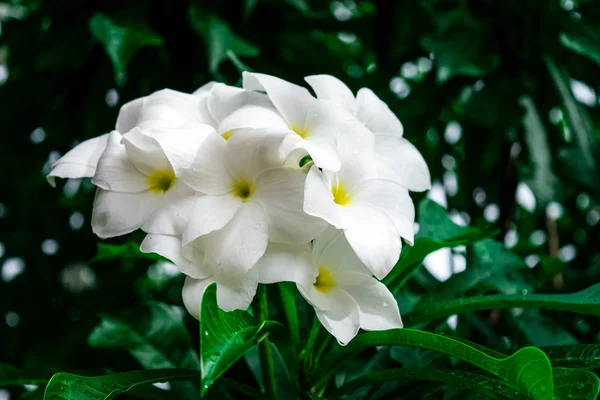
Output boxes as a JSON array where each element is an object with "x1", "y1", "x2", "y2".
[
  {"x1": 343, "y1": 205, "x2": 402, "y2": 280},
  {"x1": 355, "y1": 88, "x2": 403, "y2": 136},
  {"x1": 315, "y1": 226, "x2": 370, "y2": 276},
  {"x1": 255, "y1": 242, "x2": 315, "y2": 287},
  {"x1": 218, "y1": 104, "x2": 289, "y2": 134},
  {"x1": 116, "y1": 98, "x2": 144, "y2": 133},
  {"x1": 299, "y1": 137, "x2": 341, "y2": 172},
  {"x1": 255, "y1": 168, "x2": 327, "y2": 244},
  {"x1": 208, "y1": 83, "x2": 274, "y2": 126},
  {"x1": 338, "y1": 273, "x2": 403, "y2": 331},
  {"x1": 47, "y1": 134, "x2": 109, "y2": 187},
  {"x1": 193, "y1": 81, "x2": 216, "y2": 97},
  {"x1": 142, "y1": 180, "x2": 198, "y2": 235},
  {"x1": 122, "y1": 128, "x2": 172, "y2": 176},
  {"x1": 202, "y1": 202, "x2": 268, "y2": 275},
  {"x1": 91, "y1": 131, "x2": 149, "y2": 193},
  {"x1": 182, "y1": 276, "x2": 215, "y2": 320},
  {"x1": 304, "y1": 74, "x2": 356, "y2": 112},
  {"x1": 304, "y1": 166, "x2": 344, "y2": 227},
  {"x1": 91, "y1": 189, "x2": 161, "y2": 238},
  {"x1": 183, "y1": 194, "x2": 241, "y2": 245},
  {"x1": 135, "y1": 89, "x2": 208, "y2": 129},
  {"x1": 140, "y1": 234, "x2": 207, "y2": 279},
  {"x1": 147, "y1": 123, "x2": 215, "y2": 175},
  {"x1": 181, "y1": 132, "x2": 232, "y2": 195},
  {"x1": 216, "y1": 273, "x2": 259, "y2": 312},
  {"x1": 375, "y1": 135, "x2": 431, "y2": 192},
  {"x1": 243, "y1": 72, "x2": 315, "y2": 130},
  {"x1": 351, "y1": 179, "x2": 415, "y2": 243},
  {"x1": 225, "y1": 129, "x2": 278, "y2": 181},
  {"x1": 313, "y1": 289, "x2": 360, "y2": 345}
]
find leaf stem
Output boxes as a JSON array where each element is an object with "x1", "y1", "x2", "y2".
[{"x1": 257, "y1": 285, "x2": 280, "y2": 400}]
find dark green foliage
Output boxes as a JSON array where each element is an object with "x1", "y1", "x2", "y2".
[{"x1": 3, "y1": 0, "x2": 600, "y2": 399}]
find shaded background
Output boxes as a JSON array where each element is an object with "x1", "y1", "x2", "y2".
[{"x1": 1, "y1": 0, "x2": 600, "y2": 398}]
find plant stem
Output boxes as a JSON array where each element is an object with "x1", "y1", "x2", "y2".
[{"x1": 257, "y1": 285, "x2": 279, "y2": 400}]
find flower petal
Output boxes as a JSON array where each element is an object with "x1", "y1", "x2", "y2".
[
  {"x1": 182, "y1": 276, "x2": 215, "y2": 320},
  {"x1": 202, "y1": 201, "x2": 268, "y2": 275},
  {"x1": 355, "y1": 88, "x2": 403, "y2": 136},
  {"x1": 375, "y1": 135, "x2": 431, "y2": 192},
  {"x1": 216, "y1": 271, "x2": 259, "y2": 312},
  {"x1": 181, "y1": 132, "x2": 233, "y2": 195},
  {"x1": 134, "y1": 89, "x2": 208, "y2": 130},
  {"x1": 47, "y1": 134, "x2": 109, "y2": 187},
  {"x1": 193, "y1": 81, "x2": 216, "y2": 97},
  {"x1": 140, "y1": 233, "x2": 208, "y2": 279},
  {"x1": 225, "y1": 129, "x2": 279, "y2": 181},
  {"x1": 351, "y1": 179, "x2": 415, "y2": 244},
  {"x1": 147, "y1": 123, "x2": 215, "y2": 175},
  {"x1": 312, "y1": 289, "x2": 360, "y2": 345},
  {"x1": 343, "y1": 205, "x2": 402, "y2": 280},
  {"x1": 303, "y1": 165, "x2": 344, "y2": 227},
  {"x1": 116, "y1": 98, "x2": 144, "y2": 133},
  {"x1": 338, "y1": 272, "x2": 403, "y2": 331},
  {"x1": 122, "y1": 128, "x2": 172, "y2": 176},
  {"x1": 255, "y1": 168, "x2": 327, "y2": 244},
  {"x1": 91, "y1": 189, "x2": 161, "y2": 238},
  {"x1": 142, "y1": 180, "x2": 198, "y2": 235},
  {"x1": 315, "y1": 226, "x2": 370, "y2": 276},
  {"x1": 243, "y1": 72, "x2": 315, "y2": 130},
  {"x1": 255, "y1": 242, "x2": 315, "y2": 287},
  {"x1": 304, "y1": 74, "x2": 356, "y2": 112},
  {"x1": 183, "y1": 193, "x2": 241, "y2": 245},
  {"x1": 91, "y1": 131, "x2": 149, "y2": 193},
  {"x1": 218, "y1": 104, "x2": 289, "y2": 134}
]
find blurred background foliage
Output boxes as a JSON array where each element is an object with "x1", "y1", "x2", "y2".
[{"x1": 2, "y1": 0, "x2": 600, "y2": 399}]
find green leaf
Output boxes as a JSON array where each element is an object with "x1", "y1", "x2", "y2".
[
  {"x1": 89, "y1": 13, "x2": 164, "y2": 85},
  {"x1": 384, "y1": 199, "x2": 496, "y2": 291},
  {"x1": 0, "y1": 364, "x2": 50, "y2": 386},
  {"x1": 553, "y1": 368, "x2": 600, "y2": 400},
  {"x1": 188, "y1": 7, "x2": 259, "y2": 74},
  {"x1": 520, "y1": 96, "x2": 562, "y2": 205},
  {"x1": 403, "y1": 282, "x2": 600, "y2": 326},
  {"x1": 389, "y1": 347, "x2": 442, "y2": 368},
  {"x1": 421, "y1": 31, "x2": 499, "y2": 82},
  {"x1": 417, "y1": 239, "x2": 526, "y2": 305},
  {"x1": 91, "y1": 242, "x2": 166, "y2": 263},
  {"x1": 544, "y1": 55, "x2": 598, "y2": 189},
  {"x1": 560, "y1": 22, "x2": 600, "y2": 68},
  {"x1": 515, "y1": 310, "x2": 578, "y2": 347},
  {"x1": 315, "y1": 329, "x2": 553, "y2": 400},
  {"x1": 42, "y1": 369, "x2": 196, "y2": 400},
  {"x1": 330, "y1": 368, "x2": 522, "y2": 400},
  {"x1": 88, "y1": 302, "x2": 198, "y2": 370},
  {"x1": 278, "y1": 282, "x2": 300, "y2": 350},
  {"x1": 199, "y1": 283, "x2": 280, "y2": 395},
  {"x1": 541, "y1": 344, "x2": 600, "y2": 368}
]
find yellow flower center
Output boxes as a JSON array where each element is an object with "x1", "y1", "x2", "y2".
[
  {"x1": 291, "y1": 125, "x2": 308, "y2": 139},
  {"x1": 232, "y1": 179, "x2": 254, "y2": 202},
  {"x1": 314, "y1": 267, "x2": 336, "y2": 294},
  {"x1": 332, "y1": 182, "x2": 351, "y2": 206},
  {"x1": 221, "y1": 130, "x2": 233, "y2": 140},
  {"x1": 147, "y1": 169, "x2": 175, "y2": 193}
]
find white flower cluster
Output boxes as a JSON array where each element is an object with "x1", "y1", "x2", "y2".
[{"x1": 48, "y1": 73, "x2": 430, "y2": 344}]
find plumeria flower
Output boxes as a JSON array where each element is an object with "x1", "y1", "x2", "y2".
[
  {"x1": 181, "y1": 129, "x2": 327, "y2": 276},
  {"x1": 304, "y1": 123, "x2": 415, "y2": 279},
  {"x1": 140, "y1": 233, "x2": 260, "y2": 314},
  {"x1": 305, "y1": 74, "x2": 431, "y2": 192},
  {"x1": 218, "y1": 72, "x2": 352, "y2": 171},
  {"x1": 91, "y1": 123, "x2": 212, "y2": 238},
  {"x1": 255, "y1": 227, "x2": 403, "y2": 345},
  {"x1": 47, "y1": 134, "x2": 109, "y2": 187}
]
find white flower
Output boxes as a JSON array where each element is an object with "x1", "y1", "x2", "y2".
[
  {"x1": 304, "y1": 124, "x2": 415, "y2": 279},
  {"x1": 91, "y1": 124, "x2": 212, "y2": 238},
  {"x1": 140, "y1": 234, "x2": 259, "y2": 314},
  {"x1": 219, "y1": 72, "x2": 352, "y2": 171},
  {"x1": 255, "y1": 227, "x2": 403, "y2": 345},
  {"x1": 305, "y1": 74, "x2": 431, "y2": 191},
  {"x1": 181, "y1": 129, "x2": 327, "y2": 276},
  {"x1": 46, "y1": 134, "x2": 109, "y2": 187}
]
